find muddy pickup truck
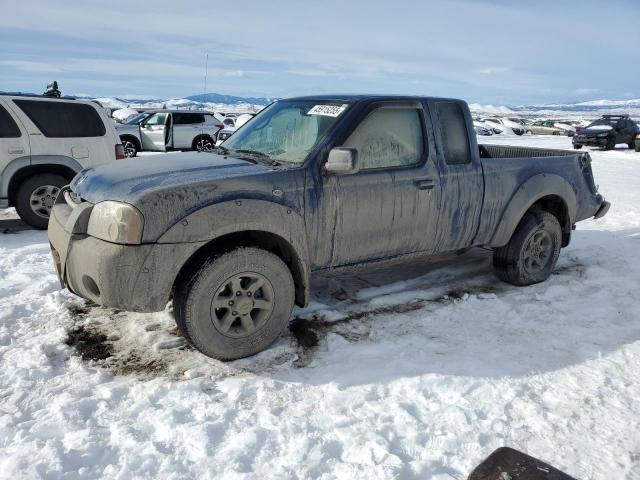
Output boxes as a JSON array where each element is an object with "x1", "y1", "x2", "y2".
[{"x1": 48, "y1": 95, "x2": 610, "y2": 360}]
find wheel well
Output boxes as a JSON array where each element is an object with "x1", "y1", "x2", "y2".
[
  {"x1": 173, "y1": 230, "x2": 308, "y2": 307},
  {"x1": 119, "y1": 134, "x2": 141, "y2": 150},
  {"x1": 192, "y1": 134, "x2": 214, "y2": 149},
  {"x1": 527, "y1": 195, "x2": 571, "y2": 246},
  {"x1": 7, "y1": 164, "x2": 76, "y2": 206}
]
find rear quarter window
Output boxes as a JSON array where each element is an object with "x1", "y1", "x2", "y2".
[
  {"x1": 0, "y1": 104, "x2": 21, "y2": 138},
  {"x1": 436, "y1": 102, "x2": 471, "y2": 165},
  {"x1": 13, "y1": 100, "x2": 106, "y2": 138}
]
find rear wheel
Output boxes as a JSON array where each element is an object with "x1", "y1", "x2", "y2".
[
  {"x1": 194, "y1": 136, "x2": 214, "y2": 152},
  {"x1": 627, "y1": 140, "x2": 635, "y2": 149},
  {"x1": 174, "y1": 247, "x2": 295, "y2": 360},
  {"x1": 493, "y1": 211, "x2": 562, "y2": 286},
  {"x1": 573, "y1": 144, "x2": 582, "y2": 150},
  {"x1": 14, "y1": 173, "x2": 67, "y2": 229}
]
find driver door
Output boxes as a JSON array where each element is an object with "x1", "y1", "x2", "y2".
[
  {"x1": 140, "y1": 112, "x2": 169, "y2": 151},
  {"x1": 329, "y1": 102, "x2": 441, "y2": 266}
]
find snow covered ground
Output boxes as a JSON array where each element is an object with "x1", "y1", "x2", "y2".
[{"x1": 1, "y1": 135, "x2": 640, "y2": 479}]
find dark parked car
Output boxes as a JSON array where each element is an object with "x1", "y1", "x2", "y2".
[
  {"x1": 49, "y1": 95, "x2": 609, "y2": 360},
  {"x1": 573, "y1": 115, "x2": 639, "y2": 150}
]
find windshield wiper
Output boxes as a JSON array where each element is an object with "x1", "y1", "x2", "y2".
[{"x1": 231, "y1": 149, "x2": 281, "y2": 167}]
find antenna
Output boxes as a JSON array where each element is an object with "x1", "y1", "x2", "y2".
[
  {"x1": 203, "y1": 51, "x2": 209, "y2": 99},
  {"x1": 199, "y1": 51, "x2": 209, "y2": 151}
]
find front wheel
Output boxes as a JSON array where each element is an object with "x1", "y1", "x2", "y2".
[
  {"x1": 14, "y1": 173, "x2": 67, "y2": 229},
  {"x1": 493, "y1": 211, "x2": 562, "y2": 286},
  {"x1": 121, "y1": 138, "x2": 138, "y2": 157},
  {"x1": 174, "y1": 247, "x2": 295, "y2": 360},
  {"x1": 604, "y1": 138, "x2": 615, "y2": 150}
]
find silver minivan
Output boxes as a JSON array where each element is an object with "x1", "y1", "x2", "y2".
[{"x1": 0, "y1": 93, "x2": 123, "y2": 228}]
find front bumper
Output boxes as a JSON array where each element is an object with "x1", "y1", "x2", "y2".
[
  {"x1": 573, "y1": 136, "x2": 609, "y2": 147},
  {"x1": 48, "y1": 190, "x2": 206, "y2": 312}
]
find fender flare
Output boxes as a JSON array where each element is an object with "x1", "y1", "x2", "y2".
[
  {"x1": 0, "y1": 155, "x2": 82, "y2": 198},
  {"x1": 489, "y1": 173, "x2": 577, "y2": 247},
  {"x1": 158, "y1": 198, "x2": 311, "y2": 306}
]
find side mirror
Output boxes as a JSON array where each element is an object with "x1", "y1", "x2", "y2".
[{"x1": 324, "y1": 147, "x2": 359, "y2": 175}]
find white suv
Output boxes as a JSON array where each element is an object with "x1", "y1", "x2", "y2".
[
  {"x1": 0, "y1": 94, "x2": 123, "y2": 228},
  {"x1": 116, "y1": 110, "x2": 224, "y2": 157}
]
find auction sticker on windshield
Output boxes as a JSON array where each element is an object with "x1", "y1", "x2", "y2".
[{"x1": 307, "y1": 104, "x2": 349, "y2": 117}]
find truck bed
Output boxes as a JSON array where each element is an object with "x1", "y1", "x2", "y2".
[{"x1": 474, "y1": 144, "x2": 602, "y2": 246}]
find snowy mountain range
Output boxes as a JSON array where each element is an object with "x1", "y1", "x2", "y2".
[{"x1": 80, "y1": 92, "x2": 640, "y2": 118}]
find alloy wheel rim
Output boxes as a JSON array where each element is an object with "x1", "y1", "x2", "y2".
[
  {"x1": 29, "y1": 185, "x2": 60, "y2": 218},
  {"x1": 522, "y1": 230, "x2": 552, "y2": 274},
  {"x1": 197, "y1": 139, "x2": 213, "y2": 151},
  {"x1": 210, "y1": 272, "x2": 275, "y2": 338},
  {"x1": 123, "y1": 140, "x2": 136, "y2": 157}
]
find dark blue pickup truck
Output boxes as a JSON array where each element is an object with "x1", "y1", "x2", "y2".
[{"x1": 48, "y1": 95, "x2": 610, "y2": 360}]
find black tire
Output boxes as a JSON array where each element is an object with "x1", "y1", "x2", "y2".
[
  {"x1": 604, "y1": 138, "x2": 615, "y2": 150},
  {"x1": 627, "y1": 141, "x2": 635, "y2": 150},
  {"x1": 493, "y1": 211, "x2": 562, "y2": 286},
  {"x1": 14, "y1": 173, "x2": 67, "y2": 229},
  {"x1": 193, "y1": 136, "x2": 214, "y2": 152},
  {"x1": 635, "y1": 143, "x2": 640, "y2": 153},
  {"x1": 573, "y1": 144, "x2": 582, "y2": 150},
  {"x1": 174, "y1": 247, "x2": 295, "y2": 360},
  {"x1": 120, "y1": 137, "x2": 139, "y2": 157}
]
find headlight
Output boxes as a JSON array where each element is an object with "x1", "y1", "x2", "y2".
[{"x1": 87, "y1": 201, "x2": 144, "y2": 244}]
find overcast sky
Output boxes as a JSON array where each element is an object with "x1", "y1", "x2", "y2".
[{"x1": 1, "y1": 0, "x2": 638, "y2": 105}]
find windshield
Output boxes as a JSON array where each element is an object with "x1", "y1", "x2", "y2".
[
  {"x1": 588, "y1": 118, "x2": 616, "y2": 127},
  {"x1": 126, "y1": 112, "x2": 152, "y2": 125},
  {"x1": 221, "y1": 100, "x2": 351, "y2": 164}
]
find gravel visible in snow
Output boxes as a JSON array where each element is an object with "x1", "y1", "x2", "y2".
[{"x1": 1, "y1": 136, "x2": 640, "y2": 479}]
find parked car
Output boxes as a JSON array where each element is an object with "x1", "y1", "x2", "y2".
[
  {"x1": 573, "y1": 115, "x2": 639, "y2": 150},
  {"x1": 483, "y1": 118, "x2": 525, "y2": 135},
  {"x1": 0, "y1": 93, "x2": 123, "y2": 228},
  {"x1": 526, "y1": 120, "x2": 566, "y2": 136},
  {"x1": 116, "y1": 110, "x2": 224, "y2": 157},
  {"x1": 473, "y1": 120, "x2": 494, "y2": 136},
  {"x1": 553, "y1": 122, "x2": 576, "y2": 137},
  {"x1": 215, "y1": 113, "x2": 255, "y2": 146},
  {"x1": 49, "y1": 94, "x2": 609, "y2": 360}
]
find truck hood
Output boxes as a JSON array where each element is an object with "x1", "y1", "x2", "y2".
[{"x1": 71, "y1": 151, "x2": 271, "y2": 204}]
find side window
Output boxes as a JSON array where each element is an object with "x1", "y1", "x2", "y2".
[
  {"x1": 435, "y1": 102, "x2": 471, "y2": 165},
  {"x1": 0, "y1": 104, "x2": 21, "y2": 138},
  {"x1": 174, "y1": 113, "x2": 204, "y2": 125},
  {"x1": 189, "y1": 113, "x2": 205, "y2": 124},
  {"x1": 13, "y1": 100, "x2": 106, "y2": 138},
  {"x1": 342, "y1": 107, "x2": 424, "y2": 170},
  {"x1": 145, "y1": 113, "x2": 168, "y2": 126}
]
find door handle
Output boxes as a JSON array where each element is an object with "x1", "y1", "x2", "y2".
[
  {"x1": 8, "y1": 147, "x2": 24, "y2": 154},
  {"x1": 414, "y1": 179, "x2": 435, "y2": 190}
]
